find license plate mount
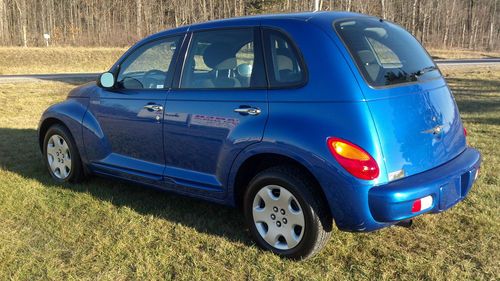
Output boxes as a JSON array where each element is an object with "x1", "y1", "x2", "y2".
[{"x1": 439, "y1": 178, "x2": 461, "y2": 210}]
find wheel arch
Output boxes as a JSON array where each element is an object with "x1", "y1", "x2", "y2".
[
  {"x1": 230, "y1": 148, "x2": 334, "y2": 224},
  {"x1": 38, "y1": 98, "x2": 89, "y2": 164},
  {"x1": 38, "y1": 117, "x2": 66, "y2": 152}
]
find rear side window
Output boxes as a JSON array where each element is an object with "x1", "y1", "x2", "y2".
[
  {"x1": 263, "y1": 28, "x2": 306, "y2": 88},
  {"x1": 334, "y1": 18, "x2": 440, "y2": 87},
  {"x1": 180, "y1": 28, "x2": 266, "y2": 89}
]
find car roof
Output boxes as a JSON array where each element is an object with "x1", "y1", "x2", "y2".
[{"x1": 149, "y1": 11, "x2": 369, "y2": 38}]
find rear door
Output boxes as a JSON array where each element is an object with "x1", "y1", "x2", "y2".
[
  {"x1": 334, "y1": 18, "x2": 466, "y2": 180},
  {"x1": 86, "y1": 35, "x2": 183, "y2": 184},
  {"x1": 163, "y1": 27, "x2": 268, "y2": 197}
]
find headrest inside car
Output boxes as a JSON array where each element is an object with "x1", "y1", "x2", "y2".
[
  {"x1": 203, "y1": 43, "x2": 237, "y2": 70},
  {"x1": 357, "y1": 50, "x2": 377, "y2": 65}
]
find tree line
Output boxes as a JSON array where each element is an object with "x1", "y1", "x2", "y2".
[{"x1": 0, "y1": 0, "x2": 497, "y2": 50}]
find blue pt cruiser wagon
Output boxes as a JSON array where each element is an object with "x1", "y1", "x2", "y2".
[{"x1": 39, "y1": 12, "x2": 481, "y2": 259}]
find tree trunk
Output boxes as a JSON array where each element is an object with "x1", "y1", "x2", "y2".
[
  {"x1": 136, "y1": 0, "x2": 142, "y2": 37},
  {"x1": 411, "y1": 0, "x2": 419, "y2": 35},
  {"x1": 466, "y1": 0, "x2": 474, "y2": 48},
  {"x1": 443, "y1": 0, "x2": 456, "y2": 47},
  {"x1": 380, "y1": 0, "x2": 386, "y2": 18},
  {"x1": 0, "y1": 0, "x2": 4, "y2": 44},
  {"x1": 488, "y1": 1, "x2": 496, "y2": 50},
  {"x1": 14, "y1": 0, "x2": 27, "y2": 47}
]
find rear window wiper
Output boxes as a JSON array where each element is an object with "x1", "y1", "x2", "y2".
[{"x1": 414, "y1": 65, "x2": 438, "y2": 77}]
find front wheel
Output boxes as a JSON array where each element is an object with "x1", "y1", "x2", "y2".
[
  {"x1": 43, "y1": 124, "x2": 84, "y2": 183},
  {"x1": 243, "y1": 166, "x2": 332, "y2": 259}
]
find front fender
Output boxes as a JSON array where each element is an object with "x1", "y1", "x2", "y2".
[{"x1": 38, "y1": 98, "x2": 89, "y2": 163}]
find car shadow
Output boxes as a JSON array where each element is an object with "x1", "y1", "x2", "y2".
[
  {"x1": 446, "y1": 76, "x2": 500, "y2": 126},
  {"x1": 0, "y1": 127, "x2": 252, "y2": 246},
  {"x1": 446, "y1": 77, "x2": 500, "y2": 95}
]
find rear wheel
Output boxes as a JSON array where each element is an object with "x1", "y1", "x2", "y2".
[
  {"x1": 43, "y1": 124, "x2": 84, "y2": 183},
  {"x1": 243, "y1": 166, "x2": 332, "y2": 259}
]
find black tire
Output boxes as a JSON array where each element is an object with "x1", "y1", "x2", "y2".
[
  {"x1": 43, "y1": 124, "x2": 85, "y2": 183},
  {"x1": 243, "y1": 165, "x2": 332, "y2": 259}
]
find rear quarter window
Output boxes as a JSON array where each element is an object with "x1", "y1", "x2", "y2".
[
  {"x1": 334, "y1": 18, "x2": 441, "y2": 87},
  {"x1": 262, "y1": 28, "x2": 307, "y2": 88}
]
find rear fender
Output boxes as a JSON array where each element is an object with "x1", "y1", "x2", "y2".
[
  {"x1": 227, "y1": 141, "x2": 357, "y2": 228},
  {"x1": 227, "y1": 100, "x2": 389, "y2": 230}
]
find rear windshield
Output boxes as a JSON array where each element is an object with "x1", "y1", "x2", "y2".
[{"x1": 334, "y1": 18, "x2": 440, "y2": 87}]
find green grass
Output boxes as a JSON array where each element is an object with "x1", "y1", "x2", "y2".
[
  {"x1": 428, "y1": 49, "x2": 500, "y2": 60},
  {"x1": 0, "y1": 47, "x2": 126, "y2": 75},
  {"x1": 0, "y1": 66, "x2": 499, "y2": 280}
]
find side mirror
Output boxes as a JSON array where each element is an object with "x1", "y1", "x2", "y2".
[{"x1": 99, "y1": 72, "x2": 115, "y2": 88}]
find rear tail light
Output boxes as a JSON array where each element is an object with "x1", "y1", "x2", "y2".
[
  {"x1": 327, "y1": 137, "x2": 379, "y2": 180},
  {"x1": 411, "y1": 195, "x2": 433, "y2": 213}
]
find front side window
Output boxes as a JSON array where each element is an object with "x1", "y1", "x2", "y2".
[
  {"x1": 263, "y1": 29, "x2": 306, "y2": 88},
  {"x1": 334, "y1": 18, "x2": 440, "y2": 87},
  {"x1": 180, "y1": 28, "x2": 266, "y2": 89},
  {"x1": 117, "y1": 36, "x2": 181, "y2": 89}
]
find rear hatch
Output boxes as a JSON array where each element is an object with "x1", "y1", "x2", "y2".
[
  {"x1": 366, "y1": 82, "x2": 466, "y2": 178},
  {"x1": 334, "y1": 17, "x2": 467, "y2": 180}
]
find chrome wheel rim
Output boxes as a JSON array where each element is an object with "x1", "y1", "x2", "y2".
[
  {"x1": 46, "y1": 134, "x2": 71, "y2": 179},
  {"x1": 252, "y1": 185, "x2": 305, "y2": 250}
]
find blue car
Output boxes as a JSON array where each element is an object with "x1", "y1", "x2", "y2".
[{"x1": 38, "y1": 12, "x2": 481, "y2": 259}]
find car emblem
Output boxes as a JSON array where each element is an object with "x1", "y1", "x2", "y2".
[{"x1": 421, "y1": 125, "x2": 444, "y2": 135}]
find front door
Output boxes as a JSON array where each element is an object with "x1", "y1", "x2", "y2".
[
  {"x1": 163, "y1": 28, "x2": 268, "y2": 197},
  {"x1": 86, "y1": 35, "x2": 183, "y2": 184}
]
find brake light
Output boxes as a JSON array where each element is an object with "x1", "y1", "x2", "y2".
[
  {"x1": 463, "y1": 127, "x2": 467, "y2": 137},
  {"x1": 327, "y1": 137, "x2": 379, "y2": 180}
]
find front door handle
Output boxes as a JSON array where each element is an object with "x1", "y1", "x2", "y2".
[
  {"x1": 234, "y1": 107, "x2": 261, "y2": 116},
  {"x1": 144, "y1": 104, "x2": 164, "y2": 112}
]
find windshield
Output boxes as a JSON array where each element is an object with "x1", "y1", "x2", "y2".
[{"x1": 334, "y1": 18, "x2": 440, "y2": 87}]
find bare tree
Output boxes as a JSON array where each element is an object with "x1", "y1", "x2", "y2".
[
  {"x1": 0, "y1": 0, "x2": 497, "y2": 50},
  {"x1": 12, "y1": 0, "x2": 27, "y2": 47},
  {"x1": 136, "y1": 0, "x2": 143, "y2": 38},
  {"x1": 489, "y1": 0, "x2": 497, "y2": 50}
]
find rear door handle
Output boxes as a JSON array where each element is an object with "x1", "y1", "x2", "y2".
[
  {"x1": 234, "y1": 107, "x2": 261, "y2": 116},
  {"x1": 144, "y1": 104, "x2": 164, "y2": 112}
]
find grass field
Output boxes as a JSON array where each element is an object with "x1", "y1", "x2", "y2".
[
  {"x1": 0, "y1": 47, "x2": 499, "y2": 75},
  {"x1": 0, "y1": 47, "x2": 126, "y2": 75},
  {"x1": 428, "y1": 48, "x2": 500, "y2": 60},
  {"x1": 0, "y1": 65, "x2": 499, "y2": 280}
]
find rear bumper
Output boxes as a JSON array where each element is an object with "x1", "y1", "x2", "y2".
[{"x1": 368, "y1": 147, "x2": 481, "y2": 224}]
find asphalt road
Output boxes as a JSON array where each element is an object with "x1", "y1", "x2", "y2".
[
  {"x1": 434, "y1": 58, "x2": 500, "y2": 65},
  {"x1": 0, "y1": 72, "x2": 100, "y2": 83},
  {"x1": 0, "y1": 58, "x2": 498, "y2": 83}
]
